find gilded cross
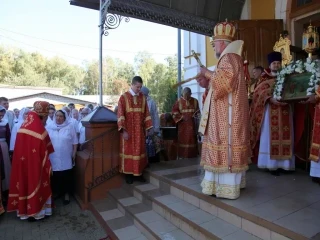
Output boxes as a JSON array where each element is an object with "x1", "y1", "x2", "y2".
[
  {"x1": 184, "y1": 50, "x2": 204, "y2": 67},
  {"x1": 20, "y1": 156, "x2": 25, "y2": 161},
  {"x1": 316, "y1": 121, "x2": 320, "y2": 127}
]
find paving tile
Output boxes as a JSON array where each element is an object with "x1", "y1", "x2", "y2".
[
  {"x1": 118, "y1": 197, "x2": 141, "y2": 206},
  {"x1": 135, "y1": 210, "x2": 163, "y2": 224},
  {"x1": 113, "y1": 225, "x2": 144, "y2": 240},
  {"x1": 222, "y1": 229, "x2": 261, "y2": 240},
  {"x1": 100, "y1": 208, "x2": 124, "y2": 221},
  {"x1": 200, "y1": 218, "x2": 239, "y2": 238},
  {"x1": 167, "y1": 201, "x2": 197, "y2": 214},
  {"x1": 135, "y1": 183, "x2": 158, "y2": 192},
  {"x1": 146, "y1": 219, "x2": 177, "y2": 236},
  {"x1": 161, "y1": 229, "x2": 194, "y2": 240},
  {"x1": 155, "y1": 195, "x2": 182, "y2": 205},
  {"x1": 181, "y1": 208, "x2": 215, "y2": 224},
  {"x1": 246, "y1": 190, "x2": 320, "y2": 222},
  {"x1": 274, "y1": 207, "x2": 320, "y2": 238}
]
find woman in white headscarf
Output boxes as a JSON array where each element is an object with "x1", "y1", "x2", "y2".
[
  {"x1": 0, "y1": 106, "x2": 11, "y2": 206},
  {"x1": 10, "y1": 107, "x2": 30, "y2": 151},
  {"x1": 47, "y1": 109, "x2": 78, "y2": 205}
]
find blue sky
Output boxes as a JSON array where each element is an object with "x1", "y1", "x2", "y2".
[{"x1": 0, "y1": 0, "x2": 180, "y2": 66}]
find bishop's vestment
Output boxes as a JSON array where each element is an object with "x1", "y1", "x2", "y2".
[{"x1": 199, "y1": 40, "x2": 250, "y2": 200}]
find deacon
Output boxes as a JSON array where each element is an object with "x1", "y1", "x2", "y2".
[
  {"x1": 172, "y1": 87, "x2": 199, "y2": 159},
  {"x1": 250, "y1": 52, "x2": 295, "y2": 175},
  {"x1": 8, "y1": 101, "x2": 54, "y2": 221},
  {"x1": 117, "y1": 76, "x2": 153, "y2": 184},
  {"x1": 197, "y1": 20, "x2": 250, "y2": 199}
]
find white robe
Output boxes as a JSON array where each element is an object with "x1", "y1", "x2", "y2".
[
  {"x1": 257, "y1": 104, "x2": 295, "y2": 171},
  {"x1": 201, "y1": 93, "x2": 246, "y2": 200}
]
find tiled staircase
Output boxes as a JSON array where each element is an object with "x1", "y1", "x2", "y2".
[{"x1": 89, "y1": 170, "x2": 267, "y2": 239}]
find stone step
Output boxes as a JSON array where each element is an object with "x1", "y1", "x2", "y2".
[
  {"x1": 108, "y1": 188, "x2": 195, "y2": 240},
  {"x1": 90, "y1": 197, "x2": 148, "y2": 240},
  {"x1": 125, "y1": 181, "x2": 261, "y2": 240},
  {"x1": 144, "y1": 167, "x2": 306, "y2": 240}
]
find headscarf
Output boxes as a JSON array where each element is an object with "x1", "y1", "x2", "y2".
[
  {"x1": 47, "y1": 109, "x2": 70, "y2": 131},
  {"x1": 16, "y1": 107, "x2": 30, "y2": 129},
  {"x1": 0, "y1": 105, "x2": 8, "y2": 126},
  {"x1": 10, "y1": 107, "x2": 30, "y2": 151}
]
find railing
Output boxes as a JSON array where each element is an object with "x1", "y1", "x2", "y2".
[{"x1": 80, "y1": 127, "x2": 120, "y2": 195}]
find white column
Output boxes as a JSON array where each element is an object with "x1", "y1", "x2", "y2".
[{"x1": 183, "y1": 31, "x2": 206, "y2": 109}]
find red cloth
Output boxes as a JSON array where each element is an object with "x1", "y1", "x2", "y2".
[
  {"x1": 7, "y1": 111, "x2": 54, "y2": 216},
  {"x1": 117, "y1": 92, "x2": 153, "y2": 176},
  {"x1": 172, "y1": 97, "x2": 199, "y2": 158}
]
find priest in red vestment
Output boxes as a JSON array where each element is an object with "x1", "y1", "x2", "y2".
[
  {"x1": 250, "y1": 52, "x2": 295, "y2": 175},
  {"x1": 301, "y1": 88, "x2": 320, "y2": 182},
  {"x1": 172, "y1": 87, "x2": 199, "y2": 159},
  {"x1": 117, "y1": 76, "x2": 153, "y2": 184},
  {"x1": 8, "y1": 101, "x2": 54, "y2": 221}
]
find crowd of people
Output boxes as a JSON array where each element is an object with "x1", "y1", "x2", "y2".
[{"x1": 0, "y1": 99, "x2": 95, "y2": 220}]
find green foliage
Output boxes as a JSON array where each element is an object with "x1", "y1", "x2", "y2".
[{"x1": 0, "y1": 45, "x2": 179, "y2": 113}]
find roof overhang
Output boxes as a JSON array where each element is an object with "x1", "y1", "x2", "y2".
[{"x1": 69, "y1": 0, "x2": 245, "y2": 36}]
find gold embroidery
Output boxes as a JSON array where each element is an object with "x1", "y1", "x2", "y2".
[
  {"x1": 181, "y1": 109, "x2": 195, "y2": 113},
  {"x1": 120, "y1": 153, "x2": 145, "y2": 160},
  {"x1": 32, "y1": 149, "x2": 36, "y2": 153},
  {"x1": 145, "y1": 116, "x2": 151, "y2": 122},
  {"x1": 20, "y1": 156, "x2": 25, "y2": 161},
  {"x1": 22, "y1": 114, "x2": 34, "y2": 128},
  {"x1": 18, "y1": 129, "x2": 48, "y2": 141},
  {"x1": 11, "y1": 200, "x2": 18, "y2": 206}
]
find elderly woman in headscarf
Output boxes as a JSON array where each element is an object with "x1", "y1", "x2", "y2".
[
  {"x1": 47, "y1": 109, "x2": 78, "y2": 205},
  {"x1": 10, "y1": 107, "x2": 30, "y2": 152},
  {"x1": 140, "y1": 86, "x2": 161, "y2": 162},
  {"x1": 0, "y1": 106, "x2": 11, "y2": 206}
]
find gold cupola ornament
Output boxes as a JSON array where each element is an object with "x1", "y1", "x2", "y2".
[{"x1": 302, "y1": 21, "x2": 319, "y2": 58}]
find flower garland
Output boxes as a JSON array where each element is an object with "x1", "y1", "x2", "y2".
[{"x1": 273, "y1": 58, "x2": 320, "y2": 100}]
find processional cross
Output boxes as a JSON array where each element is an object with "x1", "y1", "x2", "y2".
[{"x1": 184, "y1": 50, "x2": 204, "y2": 67}]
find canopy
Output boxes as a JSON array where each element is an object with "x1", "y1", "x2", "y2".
[{"x1": 69, "y1": 0, "x2": 245, "y2": 35}]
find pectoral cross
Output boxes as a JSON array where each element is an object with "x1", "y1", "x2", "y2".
[{"x1": 184, "y1": 50, "x2": 204, "y2": 67}]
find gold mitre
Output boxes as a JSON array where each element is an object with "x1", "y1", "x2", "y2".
[{"x1": 213, "y1": 19, "x2": 236, "y2": 42}]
